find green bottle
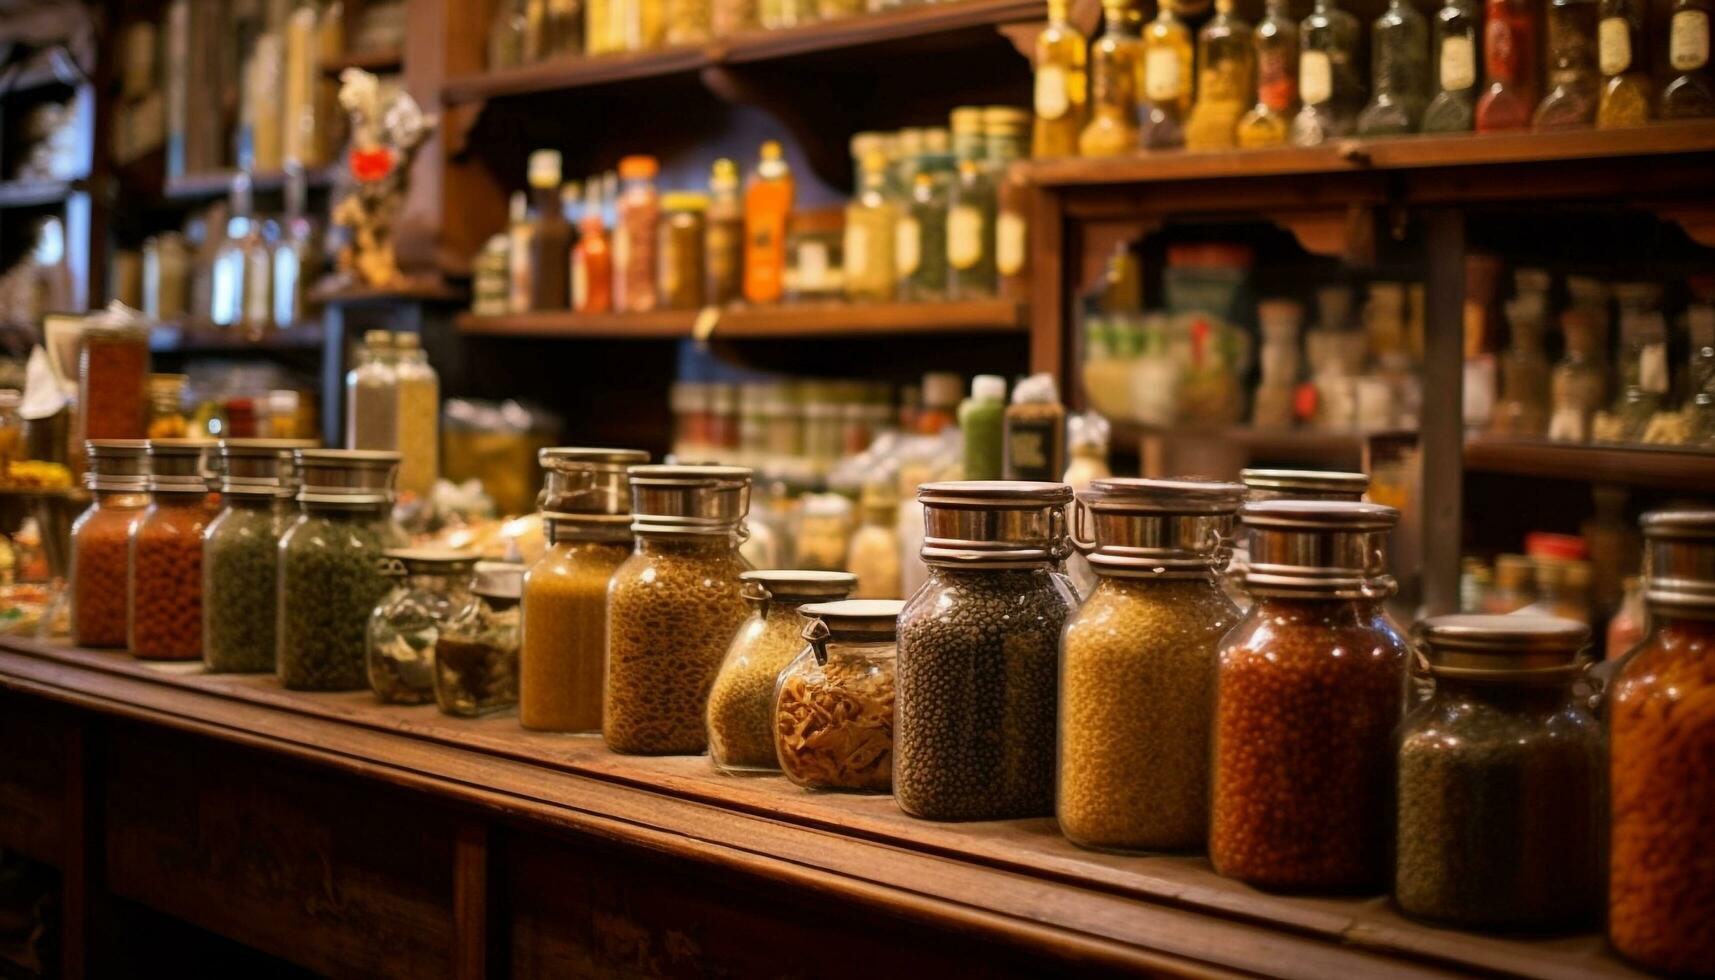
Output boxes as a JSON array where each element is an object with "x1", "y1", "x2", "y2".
[{"x1": 959, "y1": 375, "x2": 1007, "y2": 481}]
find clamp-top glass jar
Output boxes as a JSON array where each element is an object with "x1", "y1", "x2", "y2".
[
  {"x1": 775, "y1": 599, "x2": 903, "y2": 792},
  {"x1": 707, "y1": 569, "x2": 856, "y2": 773},
  {"x1": 1609, "y1": 510, "x2": 1715, "y2": 974},
  {"x1": 1395, "y1": 614, "x2": 1602, "y2": 930},
  {"x1": 521, "y1": 447, "x2": 649, "y2": 733},
  {"x1": 435, "y1": 561, "x2": 523, "y2": 718},
  {"x1": 605, "y1": 465, "x2": 753, "y2": 755},
  {"x1": 130, "y1": 439, "x2": 217, "y2": 660},
  {"x1": 1210, "y1": 500, "x2": 1408, "y2": 892},
  {"x1": 203, "y1": 438, "x2": 315, "y2": 672},
  {"x1": 278, "y1": 450, "x2": 406, "y2": 691},
  {"x1": 895, "y1": 481, "x2": 1078, "y2": 821},
  {"x1": 71, "y1": 440, "x2": 150, "y2": 648},
  {"x1": 368, "y1": 549, "x2": 479, "y2": 705},
  {"x1": 1058, "y1": 478, "x2": 1243, "y2": 852},
  {"x1": 1239, "y1": 467, "x2": 1369, "y2": 501}
]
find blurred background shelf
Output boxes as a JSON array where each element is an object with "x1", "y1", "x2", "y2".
[
  {"x1": 163, "y1": 166, "x2": 339, "y2": 202},
  {"x1": 1463, "y1": 438, "x2": 1715, "y2": 492},
  {"x1": 456, "y1": 300, "x2": 1029, "y2": 339},
  {"x1": 148, "y1": 323, "x2": 326, "y2": 354}
]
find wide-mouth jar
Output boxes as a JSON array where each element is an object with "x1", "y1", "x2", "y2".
[
  {"x1": 1240, "y1": 468, "x2": 1369, "y2": 501},
  {"x1": 775, "y1": 598, "x2": 903, "y2": 793},
  {"x1": 1240, "y1": 499, "x2": 1400, "y2": 599},
  {"x1": 369, "y1": 548, "x2": 480, "y2": 705},
  {"x1": 916, "y1": 480, "x2": 1075, "y2": 567}
]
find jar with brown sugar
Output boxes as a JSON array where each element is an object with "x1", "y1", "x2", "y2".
[
  {"x1": 1210, "y1": 500, "x2": 1409, "y2": 892},
  {"x1": 129, "y1": 440, "x2": 217, "y2": 660},
  {"x1": 71, "y1": 440, "x2": 150, "y2": 648}
]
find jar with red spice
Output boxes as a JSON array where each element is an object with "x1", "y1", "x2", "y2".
[
  {"x1": 70, "y1": 440, "x2": 150, "y2": 648},
  {"x1": 1474, "y1": 0, "x2": 1541, "y2": 130},
  {"x1": 614, "y1": 155, "x2": 660, "y2": 313},
  {"x1": 128, "y1": 440, "x2": 217, "y2": 660},
  {"x1": 78, "y1": 304, "x2": 151, "y2": 441},
  {"x1": 1608, "y1": 509, "x2": 1715, "y2": 974},
  {"x1": 1210, "y1": 500, "x2": 1409, "y2": 892}
]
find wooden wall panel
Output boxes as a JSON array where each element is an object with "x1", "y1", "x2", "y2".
[{"x1": 0, "y1": 689, "x2": 70, "y2": 867}]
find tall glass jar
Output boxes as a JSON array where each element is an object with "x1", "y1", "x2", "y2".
[
  {"x1": 1237, "y1": 0, "x2": 1301, "y2": 147},
  {"x1": 1490, "y1": 293, "x2": 1551, "y2": 437},
  {"x1": 1660, "y1": 0, "x2": 1715, "y2": 118},
  {"x1": 367, "y1": 549, "x2": 479, "y2": 705},
  {"x1": 708, "y1": 570, "x2": 856, "y2": 773},
  {"x1": 79, "y1": 304, "x2": 151, "y2": 442},
  {"x1": 435, "y1": 562, "x2": 523, "y2": 718},
  {"x1": 345, "y1": 330, "x2": 398, "y2": 452},
  {"x1": 605, "y1": 465, "x2": 753, "y2": 755},
  {"x1": 1290, "y1": 0, "x2": 1365, "y2": 144},
  {"x1": 898, "y1": 158, "x2": 953, "y2": 302},
  {"x1": 1421, "y1": 0, "x2": 1481, "y2": 131},
  {"x1": 1140, "y1": 1, "x2": 1195, "y2": 149},
  {"x1": 1079, "y1": 0, "x2": 1144, "y2": 155},
  {"x1": 775, "y1": 599, "x2": 903, "y2": 792},
  {"x1": 1475, "y1": 0, "x2": 1541, "y2": 130},
  {"x1": 1210, "y1": 501, "x2": 1408, "y2": 892},
  {"x1": 1548, "y1": 308, "x2": 1606, "y2": 442},
  {"x1": 844, "y1": 152, "x2": 897, "y2": 303},
  {"x1": 1185, "y1": 0, "x2": 1257, "y2": 150},
  {"x1": 393, "y1": 334, "x2": 440, "y2": 504},
  {"x1": 278, "y1": 450, "x2": 406, "y2": 691},
  {"x1": 1357, "y1": 0, "x2": 1432, "y2": 135},
  {"x1": 1059, "y1": 478, "x2": 1243, "y2": 852},
  {"x1": 658, "y1": 192, "x2": 708, "y2": 310},
  {"x1": 1395, "y1": 615, "x2": 1603, "y2": 929},
  {"x1": 614, "y1": 155, "x2": 661, "y2": 313},
  {"x1": 1609, "y1": 510, "x2": 1715, "y2": 974},
  {"x1": 1033, "y1": 0, "x2": 1090, "y2": 158},
  {"x1": 204, "y1": 439, "x2": 311, "y2": 673},
  {"x1": 895, "y1": 481, "x2": 1078, "y2": 821},
  {"x1": 130, "y1": 440, "x2": 216, "y2": 661},
  {"x1": 71, "y1": 440, "x2": 150, "y2": 648},
  {"x1": 1595, "y1": 0, "x2": 1651, "y2": 126},
  {"x1": 704, "y1": 159, "x2": 744, "y2": 306},
  {"x1": 1534, "y1": 0, "x2": 1601, "y2": 128}
]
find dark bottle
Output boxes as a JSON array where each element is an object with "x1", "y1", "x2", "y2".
[
  {"x1": 1475, "y1": 0, "x2": 1541, "y2": 130},
  {"x1": 1290, "y1": 0, "x2": 1366, "y2": 144},
  {"x1": 526, "y1": 149, "x2": 571, "y2": 311},
  {"x1": 1534, "y1": 0, "x2": 1601, "y2": 128},
  {"x1": 1422, "y1": 0, "x2": 1482, "y2": 130},
  {"x1": 1358, "y1": 0, "x2": 1433, "y2": 133},
  {"x1": 1660, "y1": 0, "x2": 1715, "y2": 117}
]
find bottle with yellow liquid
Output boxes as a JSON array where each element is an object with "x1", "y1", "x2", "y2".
[
  {"x1": 1186, "y1": 0, "x2": 1257, "y2": 149},
  {"x1": 844, "y1": 150, "x2": 897, "y2": 302},
  {"x1": 1034, "y1": 0, "x2": 1091, "y2": 157},
  {"x1": 1595, "y1": 0, "x2": 1651, "y2": 126},
  {"x1": 1079, "y1": 0, "x2": 1144, "y2": 156},
  {"x1": 1139, "y1": 1, "x2": 1195, "y2": 147},
  {"x1": 1237, "y1": 0, "x2": 1301, "y2": 147}
]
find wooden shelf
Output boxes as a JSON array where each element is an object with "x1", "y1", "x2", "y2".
[
  {"x1": 1111, "y1": 422, "x2": 1413, "y2": 464},
  {"x1": 0, "y1": 178, "x2": 77, "y2": 208},
  {"x1": 163, "y1": 165, "x2": 339, "y2": 202},
  {"x1": 149, "y1": 323, "x2": 326, "y2": 354},
  {"x1": 1464, "y1": 437, "x2": 1715, "y2": 492},
  {"x1": 457, "y1": 299, "x2": 1029, "y2": 339},
  {"x1": 322, "y1": 46, "x2": 404, "y2": 75}
]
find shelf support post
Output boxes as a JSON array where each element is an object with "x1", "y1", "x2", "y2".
[{"x1": 1420, "y1": 208, "x2": 1465, "y2": 618}]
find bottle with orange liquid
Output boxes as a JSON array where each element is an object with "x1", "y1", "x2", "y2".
[
  {"x1": 743, "y1": 140, "x2": 794, "y2": 304},
  {"x1": 571, "y1": 179, "x2": 612, "y2": 313}
]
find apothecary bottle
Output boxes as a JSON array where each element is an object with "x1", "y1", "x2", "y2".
[
  {"x1": 844, "y1": 152, "x2": 897, "y2": 303},
  {"x1": 130, "y1": 440, "x2": 216, "y2": 661},
  {"x1": 1533, "y1": 0, "x2": 1601, "y2": 129},
  {"x1": 1489, "y1": 292, "x2": 1551, "y2": 437},
  {"x1": 1608, "y1": 510, "x2": 1715, "y2": 974},
  {"x1": 1059, "y1": 478, "x2": 1243, "y2": 852},
  {"x1": 71, "y1": 440, "x2": 150, "y2": 648},
  {"x1": 1357, "y1": 0, "x2": 1432, "y2": 134},
  {"x1": 1661, "y1": 0, "x2": 1715, "y2": 117},
  {"x1": 1421, "y1": 0, "x2": 1481, "y2": 131},
  {"x1": 278, "y1": 450, "x2": 407, "y2": 691},
  {"x1": 895, "y1": 481, "x2": 1078, "y2": 821},
  {"x1": 1237, "y1": 0, "x2": 1301, "y2": 147},
  {"x1": 1209, "y1": 501, "x2": 1408, "y2": 891},
  {"x1": 367, "y1": 549, "x2": 478, "y2": 705},
  {"x1": 79, "y1": 302, "x2": 150, "y2": 442},
  {"x1": 605, "y1": 465, "x2": 753, "y2": 755},
  {"x1": 1595, "y1": 0, "x2": 1651, "y2": 126},
  {"x1": 345, "y1": 330, "x2": 398, "y2": 452},
  {"x1": 658, "y1": 191, "x2": 708, "y2": 310},
  {"x1": 1186, "y1": 0, "x2": 1257, "y2": 150},
  {"x1": 988, "y1": 107, "x2": 1031, "y2": 304},
  {"x1": 1290, "y1": 0, "x2": 1365, "y2": 144},
  {"x1": 1078, "y1": 0, "x2": 1143, "y2": 155},
  {"x1": 775, "y1": 599, "x2": 903, "y2": 792},
  {"x1": 1548, "y1": 308, "x2": 1606, "y2": 442},
  {"x1": 1140, "y1": 1, "x2": 1195, "y2": 148},
  {"x1": 1033, "y1": 0, "x2": 1090, "y2": 157},
  {"x1": 1395, "y1": 615, "x2": 1603, "y2": 929},
  {"x1": 435, "y1": 562, "x2": 523, "y2": 718},
  {"x1": 704, "y1": 159, "x2": 744, "y2": 306},
  {"x1": 1612, "y1": 283, "x2": 1668, "y2": 441},
  {"x1": 614, "y1": 154, "x2": 661, "y2": 313},
  {"x1": 898, "y1": 159, "x2": 953, "y2": 301},
  {"x1": 1475, "y1": 0, "x2": 1541, "y2": 130},
  {"x1": 204, "y1": 439, "x2": 311, "y2": 672},
  {"x1": 708, "y1": 570, "x2": 856, "y2": 773}
]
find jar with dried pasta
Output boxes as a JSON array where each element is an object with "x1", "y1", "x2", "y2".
[
  {"x1": 605, "y1": 465, "x2": 753, "y2": 755},
  {"x1": 71, "y1": 440, "x2": 150, "y2": 648},
  {"x1": 129, "y1": 440, "x2": 217, "y2": 660},
  {"x1": 775, "y1": 599, "x2": 902, "y2": 792},
  {"x1": 708, "y1": 569, "x2": 855, "y2": 773}
]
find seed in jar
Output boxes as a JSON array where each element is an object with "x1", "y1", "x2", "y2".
[{"x1": 708, "y1": 608, "x2": 806, "y2": 771}]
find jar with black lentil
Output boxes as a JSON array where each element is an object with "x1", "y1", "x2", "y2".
[
  {"x1": 708, "y1": 570, "x2": 855, "y2": 773},
  {"x1": 129, "y1": 439, "x2": 217, "y2": 661},
  {"x1": 368, "y1": 549, "x2": 478, "y2": 705},
  {"x1": 895, "y1": 481, "x2": 1077, "y2": 821},
  {"x1": 1210, "y1": 500, "x2": 1408, "y2": 892},
  {"x1": 1395, "y1": 614, "x2": 1602, "y2": 930},
  {"x1": 1609, "y1": 510, "x2": 1715, "y2": 974},
  {"x1": 203, "y1": 439, "x2": 313, "y2": 673},
  {"x1": 435, "y1": 562, "x2": 523, "y2": 718},
  {"x1": 1058, "y1": 478, "x2": 1243, "y2": 852},
  {"x1": 277, "y1": 450, "x2": 406, "y2": 691},
  {"x1": 605, "y1": 465, "x2": 753, "y2": 755},
  {"x1": 71, "y1": 440, "x2": 150, "y2": 648},
  {"x1": 775, "y1": 599, "x2": 902, "y2": 792}
]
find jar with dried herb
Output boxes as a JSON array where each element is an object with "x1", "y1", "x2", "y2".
[
  {"x1": 278, "y1": 450, "x2": 406, "y2": 691},
  {"x1": 776, "y1": 599, "x2": 902, "y2": 792},
  {"x1": 605, "y1": 465, "x2": 753, "y2": 755},
  {"x1": 1395, "y1": 615, "x2": 1603, "y2": 929},
  {"x1": 895, "y1": 481, "x2": 1077, "y2": 821},
  {"x1": 1210, "y1": 501, "x2": 1408, "y2": 892},
  {"x1": 71, "y1": 440, "x2": 149, "y2": 648},
  {"x1": 435, "y1": 562, "x2": 523, "y2": 718},
  {"x1": 130, "y1": 440, "x2": 216, "y2": 660},
  {"x1": 368, "y1": 549, "x2": 478, "y2": 705},
  {"x1": 708, "y1": 570, "x2": 855, "y2": 773},
  {"x1": 1059, "y1": 478, "x2": 1243, "y2": 853},
  {"x1": 203, "y1": 439, "x2": 312, "y2": 673}
]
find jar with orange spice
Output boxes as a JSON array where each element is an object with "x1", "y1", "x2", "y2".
[
  {"x1": 1209, "y1": 500, "x2": 1409, "y2": 892},
  {"x1": 129, "y1": 440, "x2": 217, "y2": 660},
  {"x1": 1609, "y1": 509, "x2": 1715, "y2": 974},
  {"x1": 613, "y1": 155, "x2": 660, "y2": 313},
  {"x1": 79, "y1": 304, "x2": 151, "y2": 441},
  {"x1": 70, "y1": 440, "x2": 150, "y2": 648}
]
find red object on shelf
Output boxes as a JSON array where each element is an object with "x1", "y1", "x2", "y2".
[{"x1": 1525, "y1": 531, "x2": 1588, "y2": 561}]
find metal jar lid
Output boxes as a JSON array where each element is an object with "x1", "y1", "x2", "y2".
[
  {"x1": 538, "y1": 447, "x2": 650, "y2": 518},
  {"x1": 1641, "y1": 509, "x2": 1715, "y2": 616},
  {"x1": 628, "y1": 464, "x2": 752, "y2": 535},
  {"x1": 218, "y1": 438, "x2": 319, "y2": 496},
  {"x1": 917, "y1": 480, "x2": 1074, "y2": 567},
  {"x1": 1073, "y1": 477, "x2": 1243, "y2": 578},
  {"x1": 473, "y1": 560, "x2": 524, "y2": 601},
  {"x1": 741, "y1": 569, "x2": 857, "y2": 610},
  {"x1": 1416, "y1": 614, "x2": 1590, "y2": 681},
  {"x1": 146, "y1": 438, "x2": 215, "y2": 493},
  {"x1": 295, "y1": 448, "x2": 400, "y2": 505},
  {"x1": 799, "y1": 598, "x2": 904, "y2": 662},
  {"x1": 84, "y1": 439, "x2": 149, "y2": 492},
  {"x1": 1241, "y1": 468, "x2": 1370, "y2": 501},
  {"x1": 1241, "y1": 500, "x2": 1399, "y2": 598},
  {"x1": 383, "y1": 547, "x2": 479, "y2": 579}
]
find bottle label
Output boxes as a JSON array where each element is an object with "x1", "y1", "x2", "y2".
[
  {"x1": 1035, "y1": 64, "x2": 1070, "y2": 119},
  {"x1": 798, "y1": 241, "x2": 829, "y2": 287},
  {"x1": 997, "y1": 210, "x2": 1027, "y2": 277},
  {"x1": 1599, "y1": 17, "x2": 1633, "y2": 75},
  {"x1": 948, "y1": 205, "x2": 984, "y2": 270},
  {"x1": 1300, "y1": 50, "x2": 1332, "y2": 105},
  {"x1": 844, "y1": 225, "x2": 870, "y2": 277},
  {"x1": 896, "y1": 216, "x2": 921, "y2": 277},
  {"x1": 1672, "y1": 10, "x2": 1710, "y2": 71},
  {"x1": 1258, "y1": 48, "x2": 1298, "y2": 110},
  {"x1": 1440, "y1": 35, "x2": 1476, "y2": 91},
  {"x1": 1145, "y1": 48, "x2": 1182, "y2": 102}
]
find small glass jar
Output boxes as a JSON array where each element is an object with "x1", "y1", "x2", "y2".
[
  {"x1": 129, "y1": 440, "x2": 217, "y2": 660},
  {"x1": 614, "y1": 155, "x2": 661, "y2": 313},
  {"x1": 203, "y1": 439, "x2": 312, "y2": 673},
  {"x1": 708, "y1": 570, "x2": 856, "y2": 773},
  {"x1": 776, "y1": 599, "x2": 902, "y2": 792},
  {"x1": 368, "y1": 549, "x2": 479, "y2": 705},
  {"x1": 79, "y1": 304, "x2": 151, "y2": 442},
  {"x1": 143, "y1": 232, "x2": 191, "y2": 321},
  {"x1": 1210, "y1": 500, "x2": 1409, "y2": 892},
  {"x1": 1239, "y1": 467, "x2": 1369, "y2": 501},
  {"x1": 71, "y1": 440, "x2": 150, "y2": 648},
  {"x1": 435, "y1": 562, "x2": 523, "y2": 718},
  {"x1": 657, "y1": 192, "x2": 708, "y2": 310},
  {"x1": 783, "y1": 209, "x2": 844, "y2": 303},
  {"x1": 895, "y1": 481, "x2": 1078, "y2": 821}
]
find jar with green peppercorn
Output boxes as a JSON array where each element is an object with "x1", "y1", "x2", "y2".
[
  {"x1": 130, "y1": 439, "x2": 218, "y2": 660},
  {"x1": 434, "y1": 561, "x2": 523, "y2": 718},
  {"x1": 368, "y1": 549, "x2": 479, "y2": 705},
  {"x1": 277, "y1": 449, "x2": 406, "y2": 691},
  {"x1": 203, "y1": 439, "x2": 314, "y2": 673}
]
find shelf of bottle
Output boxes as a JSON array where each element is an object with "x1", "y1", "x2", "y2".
[
  {"x1": 456, "y1": 298, "x2": 1029, "y2": 339},
  {"x1": 164, "y1": 165, "x2": 341, "y2": 202},
  {"x1": 149, "y1": 322, "x2": 327, "y2": 354},
  {"x1": 1462, "y1": 436, "x2": 1715, "y2": 492}
]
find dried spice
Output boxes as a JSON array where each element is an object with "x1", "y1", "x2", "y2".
[
  {"x1": 776, "y1": 657, "x2": 895, "y2": 792},
  {"x1": 708, "y1": 606, "x2": 809, "y2": 771},
  {"x1": 203, "y1": 500, "x2": 283, "y2": 672},
  {"x1": 129, "y1": 494, "x2": 215, "y2": 660},
  {"x1": 71, "y1": 498, "x2": 145, "y2": 648},
  {"x1": 367, "y1": 554, "x2": 476, "y2": 706},
  {"x1": 434, "y1": 575, "x2": 520, "y2": 718},
  {"x1": 521, "y1": 539, "x2": 632, "y2": 732},
  {"x1": 279, "y1": 510, "x2": 403, "y2": 691}
]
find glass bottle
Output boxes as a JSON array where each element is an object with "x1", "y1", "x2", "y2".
[
  {"x1": 844, "y1": 151, "x2": 898, "y2": 302},
  {"x1": 1612, "y1": 284, "x2": 1669, "y2": 442},
  {"x1": 1140, "y1": 1, "x2": 1195, "y2": 148},
  {"x1": 129, "y1": 440, "x2": 216, "y2": 661},
  {"x1": 527, "y1": 150, "x2": 572, "y2": 310},
  {"x1": 1357, "y1": 0, "x2": 1432, "y2": 134},
  {"x1": 490, "y1": 0, "x2": 529, "y2": 67},
  {"x1": 658, "y1": 191, "x2": 709, "y2": 310},
  {"x1": 705, "y1": 159, "x2": 744, "y2": 306},
  {"x1": 1547, "y1": 308, "x2": 1606, "y2": 442},
  {"x1": 1033, "y1": 0, "x2": 1090, "y2": 157},
  {"x1": 1595, "y1": 0, "x2": 1652, "y2": 126},
  {"x1": 614, "y1": 154, "x2": 660, "y2": 313},
  {"x1": 571, "y1": 180, "x2": 612, "y2": 313},
  {"x1": 210, "y1": 173, "x2": 255, "y2": 329},
  {"x1": 1489, "y1": 294, "x2": 1551, "y2": 437},
  {"x1": 989, "y1": 106, "x2": 1032, "y2": 303},
  {"x1": 1079, "y1": 0, "x2": 1144, "y2": 155},
  {"x1": 345, "y1": 329, "x2": 398, "y2": 451},
  {"x1": 78, "y1": 304, "x2": 150, "y2": 442},
  {"x1": 1475, "y1": 0, "x2": 1541, "y2": 130},
  {"x1": 1290, "y1": 0, "x2": 1365, "y2": 143},
  {"x1": 1534, "y1": 0, "x2": 1601, "y2": 128},
  {"x1": 743, "y1": 141, "x2": 793, "y2": 305},
  {"x1": 506, "y1": 190, "x2": 533, "y2": 315},
  {"x1": 898, "y1": 156, "x2": 953, "y2": 301},
  {"x1": 71, "y1": 440, "x2": 150, "y2": 649},
  {"x1": 1186, "y1": 0, "x2": 1258, "y2": 149},
  {"x1": 1421, "y1": 0, "x2": 1481, "y2": 131},
  {"x1": 367, "y1": 549, "x2": 479, "y2": 705},
  {"x1": 203, "y1": 440, "x2": 300, "y2": 674},
  {"x1": 774, "y1": 599, "x2": 903, "y2": 792},
  {"x1": 947, "y1": 157, "x2": 997, "y2": 300},
  {"x1": 393, "y1": 334, "x2": 440, "y2": 503},
  {"x1": 1661, "y1": 0, "x2": 1715, "y2": 117},
  {"x1": 272, "y1": 166, "x2": 316, "y2": 330},
  {"x1": 1237, "y1": 0, "x2": 1301, "y2": 147},
  {"x1": 434, "y1": 563, "x2": 523, "y2": 718}
]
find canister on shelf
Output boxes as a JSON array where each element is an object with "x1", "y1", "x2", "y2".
[
  {"x1": 775, "y1": 598, "x2": 902, "y2": 792},
  {"x1": 435, "y1": 561, "x2": 524, "y2": 718}
]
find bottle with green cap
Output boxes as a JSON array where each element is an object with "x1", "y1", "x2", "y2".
[{"x1": 959, "y1": 375, "x2": 1007, "y2": 480}]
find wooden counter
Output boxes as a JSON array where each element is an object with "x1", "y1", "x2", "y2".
[{"x1": 0, "y1": 637, "x2": 1648, "y2": 978}]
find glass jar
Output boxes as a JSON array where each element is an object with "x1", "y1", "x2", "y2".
[
  {"x1": 1660, "y1": 0, "x2": 1715, "y2": 119},
  {"x1": 1422, "y1": 0, "x2": 1481, "y2": 131},
  {"x1": 143, "y1": 232, "x2": 190, "y2": 321},
  {"x1": 1033, "y1": 0, "x2": 1090, "y2": 158},
  {"x1": 775, "y1": 599, "x2": 902, "y2": 792},
  {"x1": 1609, "y1": 510, "x2": 1715, "y2": 974},
  {"x1": 604, "y1": 465, "x2": 753, "y2": 755},
  {"x1": 1238, "y1": 0, "x2": 1302, "y2": 147},
  {"x1": 895, "y1": 481, "x2": 1078, "y2": 821},
  {"x1": 1548, "y1": 308, "x2": 1606, "y2": 442},
  {"x1": 203, "y1": 439, "x2": 309, "y2": 672},
  {"x1": 782, "y1": 208, "x2": 844, "y2": 303},
  {"x1": 614, "y1": 155, "x2": 660, "y2": 313},
  {"x1": 1490, "y1": 293, "x2": 1552, "y2": 437},
  {"x1": 1185, "y1": 0, "x2": 1257, "y2": 150},
  {"x1": 1596, "y1": 0, "x2": 1651, "y2": 126},
  {"x1": 71, "y1": 440, "x2": 149, "y2": 648},
  {"x1": 79, "y1": 304, "x2": 151, "y2": 441},
  {"x1": 708, "y1": 570, "x2": 856, "y2": 772},
  {"x1": 704, "y1": 159, "x2": 744, "y2": 306},
  {"x1": 1290, "y1": 0, "x2": 1365, "y2": 144},
  {"x1": 658, "y1": 191, "x2": 708, "y2": 310},
  {"x1": 278, "y1": 450, "x2": 406, "y2": 691},
  {"x1": 345, "y1": 329, "x2": 398, "y2": 452},
  {"x1": 129, "y1": 440, "x2": 216, "y2": 660},
  {"x1": 1140, "y1": 2, "x2": 1194, "y2": 149},
  {"x1": 1079, "y1": 0, "x2": 1143, "y2": 156},
  {"x1": 846, "y1": 483, "x2": 901, "y2": 598},
  {"x1": 435, "y1": 562, "x2": 523, "y2": 718},
  {"x1": 898, "y1": 155, "x2": 953, "y2": 302},
  {"x1": 1357, "y1": 0, "x2": 1432, "y2": 134},
  {"x1": 368, "y1": 549, "x2": 479, "y2": 705},
  {"x1": 1534, "y1": 0, "x2": 1601, "y2": 129},
  {"x1": 1210, "y1": 500, "x2": 1408, "y2": 891},
  {"x1": 1475, "y1": 0, "x2": 1542, "y2": 130},
  {"x1": 1059, "y1": 478, "x2": 1243, "y2": 852},
  {"x1": 1395, "y1": 614, "x2": 1603, "y2": 929}
]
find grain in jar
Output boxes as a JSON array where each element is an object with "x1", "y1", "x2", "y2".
[
  {"x1": 1058, "y1": 478, "x2": 1243, "y2": 852},
  {"x1": 203, "y1": 439, "x2": 315, "y2": 673},
  {"x1": 776, "y1": 599, "x2": 902, "y2": 792},
  {"x1": 605, "y1": 465, "x2": 753, "y2": 755},
  {"x1": 708, "y1": 570, "x2": 855, "y2": 773},
  {"x1": 129, "y1": 440, "x2": 217, "y2": 660},
  {"x1": 71, "y1": 440, "x2": 150, "y2": 648},
  {"x1": 895, "y1": 481, "x2": 1078, "y2": 821},
  {"x1": 1210, "y1": 500, "x2": 1408, "y2": 892}
]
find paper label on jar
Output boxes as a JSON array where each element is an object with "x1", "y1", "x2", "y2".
[
  {"x1": 1299, "y1": 50, "x2": 1332, "y2": 105},
  {"x1": 895, "y1": 216, "x2": 920, "y2": 277},
  {"x1": 1035, "y1": 64, "x2": 1071, "y2": 119},
  {"x1": 1599, "y1": 17, "x2": 1633, "y2": 75},
  {"x1": 1439, "y1": 36, "x2": 1475, "y2": 91},
  {"x1": 798, "y1": 241, "x2": 830, "y2": 286},
  {"x1": 947, "y1": 205, "x2": 984, "y2": 271},
  {"x1": 1144, "y1": 48, "x2": 1182, "y2": 102},
  {"x1": 844, "y1": 225, "x2": 869, "y2": 278},
  {"x1": 1642, "y1": 342, "x2": 1671, "y2": 393},
  {"x1": 997, "y1": 210, "x2": 1026, "y2": 277},
  {"x1": 1671, "y1": 10, "x2": 1710, "y2": 71}
]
